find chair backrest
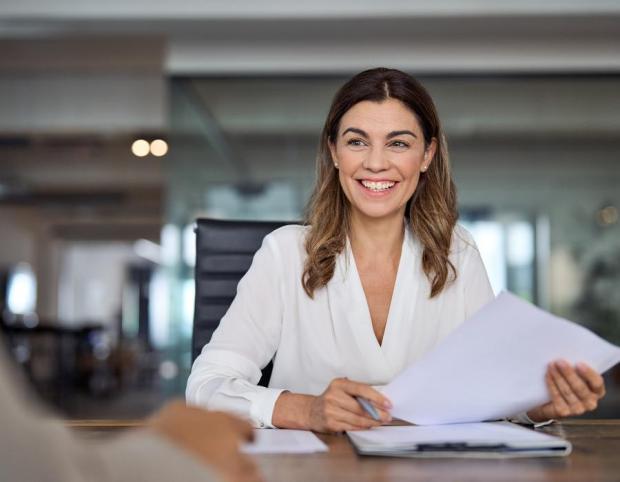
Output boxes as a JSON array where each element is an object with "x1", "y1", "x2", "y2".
[{"x1": 192, "y1": 218, "x2": 290, "y2": 386}]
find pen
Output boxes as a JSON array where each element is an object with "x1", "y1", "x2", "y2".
[{"x1": 355, "y1": 396, "x2": 381, "y2": 421}]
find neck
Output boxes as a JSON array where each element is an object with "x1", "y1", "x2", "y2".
[{"x1": 349, "y1": 210, "x2": 405, "y2": 261}]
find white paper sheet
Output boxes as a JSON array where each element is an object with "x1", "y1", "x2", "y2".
[
  {"x1": 241, "y1": 429, "x2": 328, "y2": 454},
  {"x1": 383, "y1": 291, "x2": 620, "y2": 425}
]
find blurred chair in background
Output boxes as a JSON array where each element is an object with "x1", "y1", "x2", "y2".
[{"x1": 192, "y1": 218, "x2": 290, "y2": 387}]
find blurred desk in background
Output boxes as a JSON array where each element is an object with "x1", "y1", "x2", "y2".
[
  {"x1": 68, "y1": 419, "x2": 620, "y2": 482},
  {"x1": 3, "y1": 322, "x2": 106, "y2": 405}
]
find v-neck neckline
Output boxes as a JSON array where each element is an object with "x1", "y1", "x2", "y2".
[{"x1": 345, "y1": 227, "x2": 410, "y2": 351}]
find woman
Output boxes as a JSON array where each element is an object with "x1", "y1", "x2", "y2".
[{"x1": 187, "y1": 68, "x2": 606, "y2": 432}]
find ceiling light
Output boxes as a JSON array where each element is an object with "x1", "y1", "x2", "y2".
[
  {"x1": 131, "y1": 139, "x2": 150, "y2": 157},
  {"x1": 150, "y1": 139, "x2": 168, "y2": 157}
]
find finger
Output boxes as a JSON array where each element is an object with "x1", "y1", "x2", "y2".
[
  {"x1": 555, "y1": 360, "x2": 596, "y2": 404},
  {"x1": 235, "y1": 455, "x2": 260, "y2": 475},
  {"x1": 332, "y1": 392, "x2": 392, "y2": 423},
  {"x1": 550, "y1": 362, "x2": 585, "y2": 415},
  {"x1": 325, "y1": 423, "x2": 363, "y2": 433},
  {"x1": 576, "y1": 363, "x2": 606, "y2": 398},
  {"x1": 328, "y1": 404, "x2": 381, "y2": 429},
  {"x1": 536, "y1": 401, "x2": 558, "y2": 421},
  {"x1": 340, "y1": 379, "x2": 392, "y2": 410},
  {"x1": 235, "y1": 469, "x2": 265, "y2": 482},
  {"x1": 546, "y1": 368, "x2": 571, "y2": 418},
  {"x1": 222, "y1": 414, "x2": 255, "y2": 441},
  {"x1": 228, "y1": 456, "x2": 263, "y2": 482}
]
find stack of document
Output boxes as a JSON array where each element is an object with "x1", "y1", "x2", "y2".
[
  {"x1": 347, "y1": 422, "x2": 571, "y2": 458},
  {"x1": 347, "y1": 293, "x2": 620, "y2": 459}
]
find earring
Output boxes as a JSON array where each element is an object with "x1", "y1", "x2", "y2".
[{"x1": 334, "y1": 162, "x2": 339, "y2": 168}]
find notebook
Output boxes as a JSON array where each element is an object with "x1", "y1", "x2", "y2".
[{"x1": 347, "y1": 421, "x2": 571, "y2": 458}]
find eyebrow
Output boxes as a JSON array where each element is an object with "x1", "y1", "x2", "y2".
[{"x1": 341, "y1": 127, "x2": 417, "y2": 139}]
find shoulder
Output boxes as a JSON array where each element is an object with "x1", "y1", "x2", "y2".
[
  {"x1": 262, "y1": 224, "x2": 309, "y2": 260},
  {"x1": 449, "y1": 224, "x2": 482, "y2": 266},
  {"x1": 264, "y1": 224, "x2": 308, "y2": 246},
  {"x1": 451, "y1": 224, "x2": 477, "y2": 251}
]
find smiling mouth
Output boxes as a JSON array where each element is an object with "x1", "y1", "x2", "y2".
[{"x1": 359, "y1": 180, "x2": 397, "y2": 192}]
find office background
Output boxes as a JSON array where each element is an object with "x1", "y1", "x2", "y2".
[{"x1": 0, "y1": 1, "x2": 619, "y2": 418}]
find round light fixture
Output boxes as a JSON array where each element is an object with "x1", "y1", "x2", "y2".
[
  {"x1": 131, "y1": 139, "x2": 150, "y2": 157},
  {"x1": 150, "y1": 139, "x2": 168, "y2": 157}
]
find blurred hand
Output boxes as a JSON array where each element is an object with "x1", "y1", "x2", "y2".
[
  {"x1": 306, "y1": 377, "x2": 392, "y2": 433},
  {"x1": 149, "y1": 401, "x2": 263, "y2": 482},
  {"x1": 527, "y1": 360, "x2": 606, "y2": 422}
]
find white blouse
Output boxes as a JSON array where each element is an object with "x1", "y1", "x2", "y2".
[{"x1": 186, "y1": 224, "x2": 495, "y2": 428}]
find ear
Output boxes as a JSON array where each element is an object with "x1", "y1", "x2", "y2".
[
  {"x1": 422, "y1": 137, "x2": 438, "y2": 171},
  {"x1": 328, "y1": 139, "x2": 339, "y2": 167}
]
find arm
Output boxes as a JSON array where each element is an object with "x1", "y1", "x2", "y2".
[
  {"x1": 186, "y1": 234, "x2": 288, "y2": 428},
  {"x1": 272, "y1": 379, "x2": 392, "y2": 433},
  {"x1": 186, "y1": 232, "x2": 392, "y2": 432},
  {"x1": 0, "y1": 342, "x2": 259, "y2": 482}
]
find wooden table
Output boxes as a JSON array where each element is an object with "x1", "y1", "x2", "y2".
[{"x1": 69, "y1": 419, "x2": 620, "y2": 482}]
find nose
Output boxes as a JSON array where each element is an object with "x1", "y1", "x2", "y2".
[{"x1": 362, "y1": 145, "x2": 390, "y2": 172}]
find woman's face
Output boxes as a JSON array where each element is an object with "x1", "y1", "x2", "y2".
[{"x1": 329, "y1": 98, "x2": 436, "y2": 223}]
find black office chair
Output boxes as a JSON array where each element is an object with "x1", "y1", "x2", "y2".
[{"x1": 192, "y1": 218, "x2": 290, "y2": 387}]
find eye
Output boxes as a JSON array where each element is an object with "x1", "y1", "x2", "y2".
[
  {"x1": 346, "y1": 138, "x2": 367, "y2": 147},
  {"x1": 389, "y1": 140, "x2": 409, "y2": 148}
]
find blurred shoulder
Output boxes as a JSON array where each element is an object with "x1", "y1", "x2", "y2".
[
  {"x1": 450, "y1": 224, "x2": 481, "y2": 259},
  {"x1": 264, "y1": 224, "x2": 309, "y2": 255},
  {"x1": 452, "y1": 223, "x2": 476, "y2": 246}
]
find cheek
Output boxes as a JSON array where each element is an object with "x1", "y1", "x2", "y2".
[
  {"x1": 398, "y1": 154, "x2": 425, "y2": 181},
  {"x1": 337, "y1": 169, "x2": 356, "y2": 193},
  {"x1": 402, "y1": 173, "x2": 421, "y2": 198},
  {"x1": 335, "y1": 148, "x2": 361, "y2": 173},
  {"x1": 397, "y1": 158, "x2": 425, "y2": 198}
]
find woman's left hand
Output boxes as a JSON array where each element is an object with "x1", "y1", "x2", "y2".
[{"x1": 527, "y1": 359, "x2": 606, "y2": 423}]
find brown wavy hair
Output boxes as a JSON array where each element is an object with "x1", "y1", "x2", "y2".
[{"x1": 302, "y1": 68, "x2": 458, "y2": 299}]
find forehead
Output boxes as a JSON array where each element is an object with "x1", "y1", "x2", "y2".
[{"x1": 339, "y1": 99, "x2": 421, "y2": 135}]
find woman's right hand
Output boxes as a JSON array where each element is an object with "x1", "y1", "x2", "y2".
[{"x1": 306, "y1": 377, "x2": 392, "y2": 433}]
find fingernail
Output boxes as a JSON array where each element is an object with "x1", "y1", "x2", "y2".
[
  {"x1": 557, "y1": 360, "x2": 570, "y2": 369},
  {"x1": 576, "y1": 362, "x2": 588, "y2": 370},
  {"x1": 384, "y1": 399, "x2": 392, "y2": 409}
]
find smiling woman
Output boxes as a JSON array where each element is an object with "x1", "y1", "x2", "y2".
[
  {"x1": 303, "y1": 69, "x2": 455, "y2": 301},
  {"x1": 186, "y1": 68, "x2": 607, "y2": 434}
]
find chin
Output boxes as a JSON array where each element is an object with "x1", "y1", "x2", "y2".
[{"x1": 352, "y1": 204, "x2": 403, "y2": 221}]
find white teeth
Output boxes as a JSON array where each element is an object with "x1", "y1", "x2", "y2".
[{"x1": 361, "y1": 180, "x2": 396, "y2": 191}]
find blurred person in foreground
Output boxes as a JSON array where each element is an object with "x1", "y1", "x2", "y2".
[{"x1": 0, "y1": 337, "x2": 262, "y2": 482}]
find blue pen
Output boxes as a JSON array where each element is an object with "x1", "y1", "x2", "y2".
[{"x1": 355, "y1": 396, "x2": 381, "y2": 421}]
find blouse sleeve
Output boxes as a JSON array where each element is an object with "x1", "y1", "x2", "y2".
[{"x1": 186, "y1": 233, "x2": 287, "y2": 428}]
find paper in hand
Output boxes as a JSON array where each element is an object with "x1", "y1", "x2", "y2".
[{"x1": 383, "y1": 292, "x2": 620, "y2": 425}]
